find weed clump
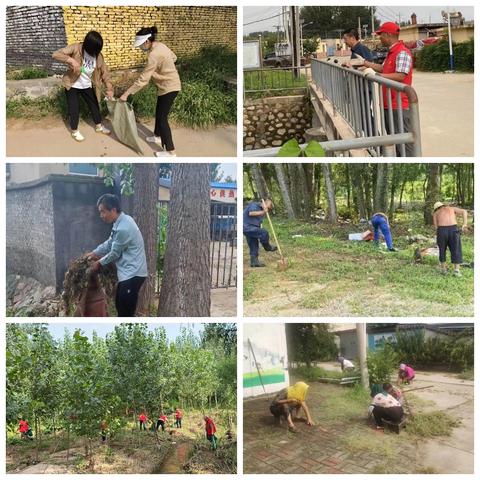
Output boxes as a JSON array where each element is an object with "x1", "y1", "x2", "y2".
[{"x1": 407, "y1": 411, "x2": 460, "y2": 437}]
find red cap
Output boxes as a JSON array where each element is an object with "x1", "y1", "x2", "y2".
[{"x1": 375, "y1": 22, "x2": 400, "y2": 35}]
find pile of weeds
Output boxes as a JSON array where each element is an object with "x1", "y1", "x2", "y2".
[
  {"x1": 406, "y1": 410, "x2": 460, "y2": 437},
  {"x1": 183, "y1": 436, "x2": 236, "y2": 474}
]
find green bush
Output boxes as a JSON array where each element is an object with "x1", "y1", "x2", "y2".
[
  {"x1": 367, "y1": 344, "x2": 399, "y2": 385},
  {"x1": 392, "y1": 328, "x2": 474, "y2": 370},
  {"x1": 7, "y1": 67, "x2": 49, "y2": 80},
  {"x1": 416, "y1": 39, "x2": 474, "y2": 72}
]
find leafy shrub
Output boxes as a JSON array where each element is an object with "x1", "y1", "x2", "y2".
[
  {"x1": 392, "y1": 327, "x2": 474, "y2": 370},
  {"x1": 416, "y1": 39, "x2": 474, "y2": 72},
  {"x1": 7, "y1": 67, "x2": 49, "y2": 80},
  {"x1": 366, "y1": 344, "x2": 399, "y2": 385}
]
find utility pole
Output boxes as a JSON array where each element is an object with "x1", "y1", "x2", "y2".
[
  {"x1": 358, "y1": 16, "x2": 362, "y2": 40},
  {"x1": 290, "y1": 6, "x2": 301, "y2": 77},
  {"x1": 446, "y1": 8, "x2": 455, "y2": 72},
  {"x1": 371, "y1": 7, "x2": 375, "y2": 37},
  {"x1": 356, "y1": 323, "x2": 369, "y2": 390}
]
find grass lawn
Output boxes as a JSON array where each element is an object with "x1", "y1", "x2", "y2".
[
  {"x1": 243, "y1": 214, "x2": 474, "y2": 317},
  {"x1": 244, "y1": 69, "x2": 308, "y2": 99}
]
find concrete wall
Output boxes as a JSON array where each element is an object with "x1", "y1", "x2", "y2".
[
  {"x1": 7, "y1": 175, "x2": 113, "y2": 291},
  {"x1": 243, "y1": 95, "x2": 312, "y2": 151},
  {"x1": 8, "y1": 164, "x2": 69, "y2": 185},
  {"x1": 6, "y1": 6, "x2": 67, "y2": 73},
  {"x1": 7, "y1": 6, "x2": 237, "y2": 73}
]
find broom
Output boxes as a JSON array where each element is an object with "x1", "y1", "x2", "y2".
[{"x1": 262, "y1": 199, "x2": 288, "y2": 270}]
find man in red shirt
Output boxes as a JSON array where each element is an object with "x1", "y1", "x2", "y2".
[
  {"x1": 175, "y1": 408, "x2": 183, "y2": 428},
  {"x1": 204, "y1": 416, "x2": 217, "y2": 450},
  {"x1": 156, "y1": 412, "x2": 168, "y2": 432},
  {"x1": 138, "y1": 412, "x2": 147, "y2": 431},
  {"x1": 360, "y1": 22, "x2": 415, "y2": 156},
  {"x1": 19, "y1": 419, "x2": 32, "y2": 440}
]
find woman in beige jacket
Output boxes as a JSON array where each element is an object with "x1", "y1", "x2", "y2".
[
  {"x1": 119, "y1": 26, "x2": 181, "y2": 157},
  {"x1": 53, "y1": 31, "x2": 113, "y2": 142}
]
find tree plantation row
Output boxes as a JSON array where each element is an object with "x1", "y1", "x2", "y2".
[{"x1": 6, "y1": 323, "x2": 237, "y2": 459}]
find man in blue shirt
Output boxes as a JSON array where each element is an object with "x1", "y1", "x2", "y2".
[
  {"x1": 243, "y1": 198, "x2": 277, "y2": 267},
  {"x1": 87, "y1": 194, "x2": 148, "y2": 316},
  {"x1": 342, "y1": 28, "x2": 374, "y2": 63}
]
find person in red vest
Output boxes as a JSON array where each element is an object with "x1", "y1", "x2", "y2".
[
  {"x1": 138, "y1": 412, "x2": 147, "y2": 431},
  {"x1": 19, "y1": 418, "x2": 33, "y2": 440},
  {"x1": 358, "y1": 22, "x2": 415, "y2": 157},
  {"x1": 156, "y1": 412, "x2": 168, "y2": 432},
  {"x1": 204, "y1": 415, "x2": 217, "y2": 450},
  {"x1": 174, "y1": 408, "x2": 183, "y2": 428}
]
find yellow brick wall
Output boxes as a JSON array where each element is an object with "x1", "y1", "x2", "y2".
[{"x1": 62, "y1": 6, "x2": 237, "y2": 70}]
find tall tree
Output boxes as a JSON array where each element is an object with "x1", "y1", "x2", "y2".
[
  {"x1": 250, "y1": 163, "x2": 270, "y2": 199},
  {"x1": 351, "y1": 164, "x2": 367, "y2": 219},
  {"x1": 322, "y1": 163, "x2": 337, "y2": 223},
  {"x1": 158, "y1": 164, "x2": 211, "y2": 317},
  {"x1": 374, "y1": 163, "x2": 389, "y2": 213},
  {"x1": 424, "y1": 164, "x2": 441, "y2": 225},
  {"x1": 133, "y1": 164, "x2": 158, "y2": 315},
  {"x1": 274, "y1": 164, "x2": 295, "y2": 219}
]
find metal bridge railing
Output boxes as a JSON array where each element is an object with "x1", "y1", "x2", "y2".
[{"x1": 310, "y1": 58, "x2": 421, "y2": 157}]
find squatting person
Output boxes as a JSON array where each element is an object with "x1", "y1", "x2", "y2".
[
  {"x1": 119, "y1": 26, "x2": 181, "y2": 157},
  {"x1": 52, "y1": 30, "x2": 113, "y2": 142},
  {"x1": 243, "y1": 198, "x2": 278, "y2": 267},
  {"x1": 432, "y1": 201, "x2": 468, "y2": 277},
  {"x1": 88, "y1": 194, "x2": 147, "y2": 316}
]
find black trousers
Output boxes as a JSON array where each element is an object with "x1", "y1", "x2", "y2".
[
  {"x1": 437, "y1": 225, "x2": 463, "y2": 264},
  {"x1": 139, "y1": 420, "x2": 146, "y2": 430},
  {"x1": 372, "y1": 405, "x2": 404, "y2": 427},
  {"x1": 156, "y1": 420, "x2": 165, "y2": 432},
  {"x1": 65, "y1": 87, "x2": 102, "y2": 130},
  {"x1": 154, "y1": 91, "x2": 178, "y2": 151},
  {"x1": 115, "y1": 276, "x2": 146, "y2": 317}
]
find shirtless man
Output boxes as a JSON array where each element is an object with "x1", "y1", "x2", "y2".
[{"x1": 432, "y1": 202, "x2": 468, "y2": 277}]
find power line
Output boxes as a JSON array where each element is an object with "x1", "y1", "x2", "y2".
[{"x1": 243, "y1": 12, "x2": 285, "y2": 27}]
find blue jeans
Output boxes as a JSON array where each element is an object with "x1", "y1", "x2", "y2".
[
  {"x1": 371, "y1": 215, "x2": 393, "y2": 250},
  {"x1": 244, "y1": 225, "x2": 270, "y2": 257}
]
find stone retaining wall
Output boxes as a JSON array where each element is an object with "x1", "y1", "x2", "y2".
[{"x1": 243, "y1": 95, "x2": 312, "y2": 151}]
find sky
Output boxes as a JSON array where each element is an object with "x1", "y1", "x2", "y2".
[
  {"x1": 218, "y1": 163, "x2": 237, "y2": 181},
  {"x1": 243, "y1": 6, "x2": 474, "y2": 35},
  {"x1": 46, "y1": 322, "x2": 204, "y2": 341}
]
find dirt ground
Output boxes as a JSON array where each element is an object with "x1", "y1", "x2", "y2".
[
  {"x1": 211, "y1": 288, "x2": 237, "y2": 317},
  {"x1": 413, "y1": 71, "x2": 474, "y2": 157},
  {"x1": 6, "y1": 117, "x2": 236, "y2": 157},
  {"x1": 243, "y1": 368, "x2": 473, "y2": 474}
]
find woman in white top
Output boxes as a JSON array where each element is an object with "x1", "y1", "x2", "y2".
[
  {"x1": 52, "y1": 31, "x2": 113, "y2": 142},
  {"x1": 369, "y1": 384, "x2": 404, "y2": 429},
  {"x1": 337, "y1": 356, "x2": 355, "y2": 371}
]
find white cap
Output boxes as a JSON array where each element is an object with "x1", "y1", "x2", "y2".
[{"x1": 133, "y1": 34, "x2": 151, "y2": 48}]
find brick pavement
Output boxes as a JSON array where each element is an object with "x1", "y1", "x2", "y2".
[{"x1": 244, "y1": 382, "x2": 418, "y2": 474}]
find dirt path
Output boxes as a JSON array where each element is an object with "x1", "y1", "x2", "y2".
[
  {"x1": 211, "y1": 288, "x2": 237, "y2": 317},
  {"x1": 6, "y1": 117, "x2": 236, "y2": 157},
  {"x1": 157, "y1": 439, "x2": 192, "y2": 474}
]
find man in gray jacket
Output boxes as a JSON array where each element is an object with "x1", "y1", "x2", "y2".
[{"x1": 88, "y1": 194, "x2": 147, "y2": 316}]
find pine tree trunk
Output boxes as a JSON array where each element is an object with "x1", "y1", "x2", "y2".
[
  {"x1": 296, "y1": 163, "x2": 311, "y2": 220},
  {"x1": 322, "y1": 164, "x2": 337, "y2": 223},
  {"x1": 274, "y1": 164, "x2": 295, "y2": 218},
  {"x1": 158, "y1": 164, "x2": 211, "y2": 316},
  {"x1": 133, "y1": 164, "x2": 159, "y2": 316}
]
